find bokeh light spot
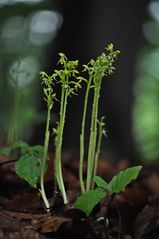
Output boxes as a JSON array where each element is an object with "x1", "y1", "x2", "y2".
[
  {"x1": 1, "y1": 16, "x2": 26, "y2": 52},
  {"x1": 28, "y1": 10, "x2": 63, "y2": 46},
  {"x1": 0, "y1": 0, "x2": 43, "y2": 7},
  {"x1": 149, "y1": 1, "x2": 159, "y2": 21},
  {"x1": 9, "y1": 56, "x2": 40, "y2": 88},
  {"x1": 143, "y1": 21, "x2": 159, "y2": 45}
]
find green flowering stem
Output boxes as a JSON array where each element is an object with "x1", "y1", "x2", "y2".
[
  {"x1": 55, "y1": 76, "x2": 68, "y2": 204},
  {"x1": 54, "y1": 53, "x2": 83, "y2": 204},
  {"x1": 80, "y1": 75, "x2": 93, "y2": 193},
  {"x1": 81, "y1": 44, "x2": 120, "y2": 192},
  {"x1": 39, "y1": 72, "x2": 56, "y2": 211},
  {"x1": 39, "y1": 112, "x2": 50, "y2": 211},
  {"x1": 92, "y1": 116, "x2": 106, "y2": 187},
  {"x1": 86, "y1": 77, "x2": 102, "y2": 191}
]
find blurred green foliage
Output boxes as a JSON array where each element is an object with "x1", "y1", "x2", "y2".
[
  {"x1": 133, "y1": 49, "x2": 159, "y2": 160},
  {"x1": 133, "y1": 0, "x2": 159, "y2": 160},
  {"x1": 0, "y1": 1, "x2": 61, "y2": 144}
]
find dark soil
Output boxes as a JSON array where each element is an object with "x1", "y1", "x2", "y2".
[{"x1": 0, "y1": 152, "x2": 159, "y2": 239}]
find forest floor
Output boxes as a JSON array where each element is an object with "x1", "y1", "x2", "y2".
[{"x1": 0, "y1": 152, "x2": 159, "y2": 239}]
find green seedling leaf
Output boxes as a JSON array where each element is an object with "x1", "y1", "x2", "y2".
[
  {"x1": 94, "y1": 176, "x2": 108, "y2": 189},
  {"x1": 11, "y1": 141, "x2": 28, "y2": 150},
  {"x1": 108, "y1": 166, "x2": 142, "y2": 194},
  {"x1": 15, "y1": 145, "x2": 45, "y2": 188},
  {"x1": 15, "y1": 154, "x2": 42, "y2": 188},
  {"x1": 0, "y1": 141, "x2": 28, "y2": 156},
  {"x1": 27, "y1": 145, "x2": 44, "y2": 156},
  {"x1": 74, "y1": 188, "x2": 106, "y2": 216}
]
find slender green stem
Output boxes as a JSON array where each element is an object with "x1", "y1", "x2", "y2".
[
  {"x1": 79, "y1": 75, "x2": 93, "y2": 193},
  {"x1": 55, "y1": 91, "x2": 63, "y2": 201},
  {"x1": 40, "y1": 98, "x2": 51, "y2": 211},
  {"x1": 92, "y1": 117, "x2": 105, "y2": 188},
  {"x1": 58, "y1": 90, "x2": 68, "y2": 204},
  {"x1": 91, "y1": 82, "x2": 102, "y2": 180},
  {"x1": 86, "y1": 78, "x2": 102, "y2": 191},
  {"x1": 55, "y1": 80, "x2": 68, "y2": 204},
  {"x1": 86, "y1": 91, "x2": 97, "y2": 191}
]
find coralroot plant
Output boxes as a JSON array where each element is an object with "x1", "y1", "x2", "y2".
[
  {"x1": 39, "y1": 71, "x2": 57, "y2": 210},
  {"x1": 80, "y1": 44, "x2": 120, "y2": 192},
  {"x1": 0, "y1": 44, "x2": 143, "y2": 216},
  {"x1": 52, "y1": 53, "x2": 84, "y2": 204}
]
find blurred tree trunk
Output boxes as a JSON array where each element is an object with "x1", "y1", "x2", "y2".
[{"x1": 47, "y1": 0, "x2": 149, "y2": 160}]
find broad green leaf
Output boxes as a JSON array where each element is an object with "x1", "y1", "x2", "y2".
[
  {"x1": 94, "y1": 176, "x2": 108, "y2": 189},
  {"x1": 74, "y1": 188, "x2": 106, "y2": 216},
  {"x1": 28, "y1": 145, "x2": 47, "y2": 175},
  {"x1": 15, "y1": 154, "x2": 42, "y2": 188},
  {"x1": 108, "y1": 166, "x2": 142, "y2": 194},
  {"x1": 11, "y1": 141, "x2": 28, "y2": 150},
  {"x1": 0, "y1": 141, "x2": 28, "y2": 156},
  {"x1": 27, "y1": 145, "x2": 44, "y2": 157}
]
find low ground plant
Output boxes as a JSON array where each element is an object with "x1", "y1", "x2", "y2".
[
  {"x1": 0, "y1": 44, "x2": 142, "y2": 215},
  {"x1": 75, "y1": 166, "x2": 142, "y2": 216}
]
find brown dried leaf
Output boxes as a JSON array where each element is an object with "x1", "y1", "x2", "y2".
[
  {"x1": 0, "y1": 209, "x2": 71, "y2": 233},
  {"x1": 39, "y1": 216, "x2": 71, "y2": 233}
]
